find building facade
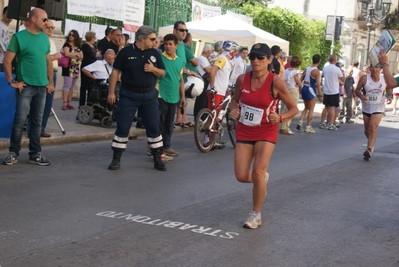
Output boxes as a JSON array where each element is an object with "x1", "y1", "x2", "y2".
[{"x1": 269, "y1": 0, "x2": 399, "y2": 72}]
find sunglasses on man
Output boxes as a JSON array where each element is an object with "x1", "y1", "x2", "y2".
[{"x1": 177, "y1": 29, "x2": 188, "y2": 33}]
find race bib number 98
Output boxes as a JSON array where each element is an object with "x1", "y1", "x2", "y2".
[{"x1": 239, "y1": 103, "x2": 264, "y2": 126}]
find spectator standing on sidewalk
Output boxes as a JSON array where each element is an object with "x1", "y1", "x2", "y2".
[
  {"x1": 193, "y1": 44, "x2": 213, "y2": 119},
  {"x1": 97, "y1": 27, "x2": 112, "y2": 55},
  {"x1": 175, "y1": 30, "x2": 198, "y2": 128},
  {"x1": 31, "y1": 20, "x2": 61, "y2": 138},
  {"x1": 229, "y1": 47, "x2": 248, "y2": 88},
  {"x1": 107, "y1": 25, "x2": 166, "y2": 171},
  {"x1": 0, "y1": 6, "x2": 12, "y2": 72},
  {"x1": 102, "y1": 29, "x2": 124, "y2": 56},
  {"x1": 319, "y1": 54, "x2": 344, "y2": 131},
  {"x1": 158, "y1": 34, "x2": 186, "y2": 159},
  {"x1": 296, "y1": 54, "x2": 322, "y2": 133},
  {"x1": 2, "y1": 8, "x2": 54, "y2": 166},
  {"x1": 340, "y1": 68, "x2": 355, "y2": 123},
  {"x1": 351, "y1": 62, "x2": 362, "y2": 117},
  {"x1": 280, "y1": 56, "x2": 301, "y2": 135},
  {"x1": 271, "y1": 45, "x2": 281, "y2": 78},
  {"x1": 80, "y1": 31, "x2": 100, "y2": 107},
  {"x1": 61, "y1": 30, "x2": 83, "y2": 110}
]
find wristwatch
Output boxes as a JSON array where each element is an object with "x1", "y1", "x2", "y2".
[{"x1": 8, "y1": 79, "x2": 15, "y2": 85}]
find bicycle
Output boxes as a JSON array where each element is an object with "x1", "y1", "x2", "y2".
[{"x1": 194, "y1": 89, "x2": 236, "y2": 152}]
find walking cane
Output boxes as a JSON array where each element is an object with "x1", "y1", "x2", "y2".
[{"x1": 51, "y1": 108, "x2": 66, "y2": 135}]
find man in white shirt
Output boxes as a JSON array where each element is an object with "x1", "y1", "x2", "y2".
[
  {"x1": 0, "y1": 6, "x2": 13, "y2": 72},
  {"x1": 320, "y1": 54, "x2": 345, "y2": 130},
  {"x1": 229, "y1": 47, "x2": 248, "y2": 87},
  {"x1": 194, "y1": 44, "x2": 213, "y2": 119},
  {"x1": 82, "y1": 49, "x2": 115, "y2": 80}
]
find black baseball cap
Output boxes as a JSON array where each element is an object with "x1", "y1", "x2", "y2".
[{"x1": 249, "y1": 43, "x2": 272, "y2": 56}]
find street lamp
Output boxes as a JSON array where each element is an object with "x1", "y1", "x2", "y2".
[{"x1": 357, "y1": 0, "x2": 392, "y2": 63}]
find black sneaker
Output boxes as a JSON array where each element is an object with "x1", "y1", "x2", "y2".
[
  {"x1": 29, "y1": 153, "x2": 50, "y2": 166},
  {"x1": 2, "y1": 152, "x2": 18, "y2": 165}
]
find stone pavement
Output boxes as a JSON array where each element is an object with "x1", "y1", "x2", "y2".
[{"x1": 1, "y1": 97, "x2": 396, "y2": 151}]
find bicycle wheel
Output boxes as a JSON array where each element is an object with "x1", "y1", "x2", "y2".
[
  {"x1": 194, "y1": 108, "x2": 215, "y2": 153},
  {"x1": 226, "y1": 109, "x2": 237, "y2": 148}
]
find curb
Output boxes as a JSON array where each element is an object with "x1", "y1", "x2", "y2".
[{"x1": 0, "y1": 126, "x2": 194, "y2": 151}]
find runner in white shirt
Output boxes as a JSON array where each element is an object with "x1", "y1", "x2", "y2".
[{"x1": 355, "y1": 64, "x2": 393, "y2": 161}]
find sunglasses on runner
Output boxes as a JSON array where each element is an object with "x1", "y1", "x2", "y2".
[
  {"x1": 177, "y1": 29, "x2": 188, "y2": 33},
  {"x1": 248, "y1": 54, "x2": 266, "y2": 60}
]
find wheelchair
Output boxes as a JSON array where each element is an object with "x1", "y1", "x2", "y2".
[{"x1": 77, "y1": 79, "x2": 119, "y2": 128}]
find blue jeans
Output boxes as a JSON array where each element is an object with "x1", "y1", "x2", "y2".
[
  {"x1": 10, "y1": 85, "x2": 46, "y2": 157},
  {"x1": 27, "y1": 73, "x2": 56, "y2": 134},
  {"x1": 111, "y1": 87, "x2": 163, "y2": 152},
  {"x1": 158, "y1": 98, "x2": 177, "y2": 149}
]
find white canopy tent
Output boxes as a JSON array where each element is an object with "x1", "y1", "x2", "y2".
[{"x1": 158, "y1": 14, "x2": 289, "y2": 55}]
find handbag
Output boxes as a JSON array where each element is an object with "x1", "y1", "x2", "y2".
[{"x1": 58, "y1": 50, "x2": 69, "y2": 68}]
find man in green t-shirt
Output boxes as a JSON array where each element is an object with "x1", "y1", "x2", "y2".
[
  {"x1": 2, "y1": 8, "x2": 54, "y2": 166},
  {"x1": 158, "y1": 34, "x2": 186, "y2": 158}
]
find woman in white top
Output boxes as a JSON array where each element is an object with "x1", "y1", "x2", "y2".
[
  {"x1": 355, "y1": 64, "x2": 393, "y2": 160},
  {"x1": 280, "y1": 56, "x2": 302, "y2": 135}
]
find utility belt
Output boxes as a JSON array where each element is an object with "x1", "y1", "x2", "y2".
[{"x1": 124, "y1": 85, "x2": 154, "y2": 94}]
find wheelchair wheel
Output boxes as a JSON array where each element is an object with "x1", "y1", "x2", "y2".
[
  {"x1": 194, "y1": 108, "x2": 215, "y2": 153},
  {"x1": 101, "y1": 116, "x2": 113, "y2": 128},
  {"x1": 78, "y1": 105, "x2": 95, "y2": 125},
  {"x1": 226, "y1": 110, "x2": 236, "y2": 148}
]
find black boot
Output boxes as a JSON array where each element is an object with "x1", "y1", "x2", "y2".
[
  {"x1": 152, "y1": 149, "x2": 167, "y2": 171},
  {"x1": 108, "y1": 151, "x2": 122, "y2": 170}
]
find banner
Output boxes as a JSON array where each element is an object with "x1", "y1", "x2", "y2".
[
  {"x1": 123, "y1": 0, "x2": 145, "y2": 32},
  {"x1": 67, "y1": 0, "x2": 145, "y2": 32},
  {"x1": 191, "y1": 0, "x2": 221, "y2": 21}
]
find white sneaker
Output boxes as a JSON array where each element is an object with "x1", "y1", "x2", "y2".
[
  {"x1": 243, "y1": 211, "x2": 262, "y2": 229},
  {"x1": 304, "y1": 126, "x2": 316, "y2": 133},
  {"x1": 392, "y1": 109, "x2": 396, "y2": 115}
]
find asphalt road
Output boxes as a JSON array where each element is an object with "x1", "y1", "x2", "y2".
[{"x1": 1, "y1": 118, "x2": 399, "y2": 267}]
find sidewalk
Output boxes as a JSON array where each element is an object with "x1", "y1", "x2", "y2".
[
  {"x1": 4, "y1": 96, "x2": 393, "y2": 151},
  {"x1": 0, "y1": 99, "x2": 198, "y2": 151}
]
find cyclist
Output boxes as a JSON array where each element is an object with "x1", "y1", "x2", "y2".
[{"x1": 205, "y1": 40, "x2": 240, "y2": 148}]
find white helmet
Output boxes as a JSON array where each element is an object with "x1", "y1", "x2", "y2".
[{"x1": 184, "y1": 76, "x2": 204, "y2": 98}]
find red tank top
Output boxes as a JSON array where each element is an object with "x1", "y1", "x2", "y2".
[{"x1": 236, "y1": 71, "x2": 279, "y2": 143}]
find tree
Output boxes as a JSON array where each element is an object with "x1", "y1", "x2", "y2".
[
  {"x1": 242, "y1": 4, "x2": 341, "y2": 68},
  {"x1": 218, "y1": 0, "x2": 273, "y2": 8}
]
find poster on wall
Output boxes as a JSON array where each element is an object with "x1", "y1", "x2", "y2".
[
  {"x1": 67, "y1": 0, "x2": 144, "y2": 32},
  {"x1": 191, "y1": 0, "x2": 221, "y2": 21}
]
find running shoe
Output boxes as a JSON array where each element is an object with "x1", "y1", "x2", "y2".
[
  {"x1": 363, "y1": 149, "x2": 371, "y2": 161},
  {"x1": 243, "y1": 211, "x2": 262, "y2": 229},
  {"x1": 319, "y1": 123, "x2": 327, "y2": 129},
  {"x1": 328, "y1": 124, "x2": 338, "y2": 131},
  {"x1": 296, "y1": 120, "x2": 302, "y2": 130},
  {"x1": 305, "y1": 126, "x2": 316, "y2": 133}
]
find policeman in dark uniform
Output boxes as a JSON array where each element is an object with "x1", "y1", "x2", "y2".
[{"x1": 107, "y1": 25, "x2": 166, "y2": 171}]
